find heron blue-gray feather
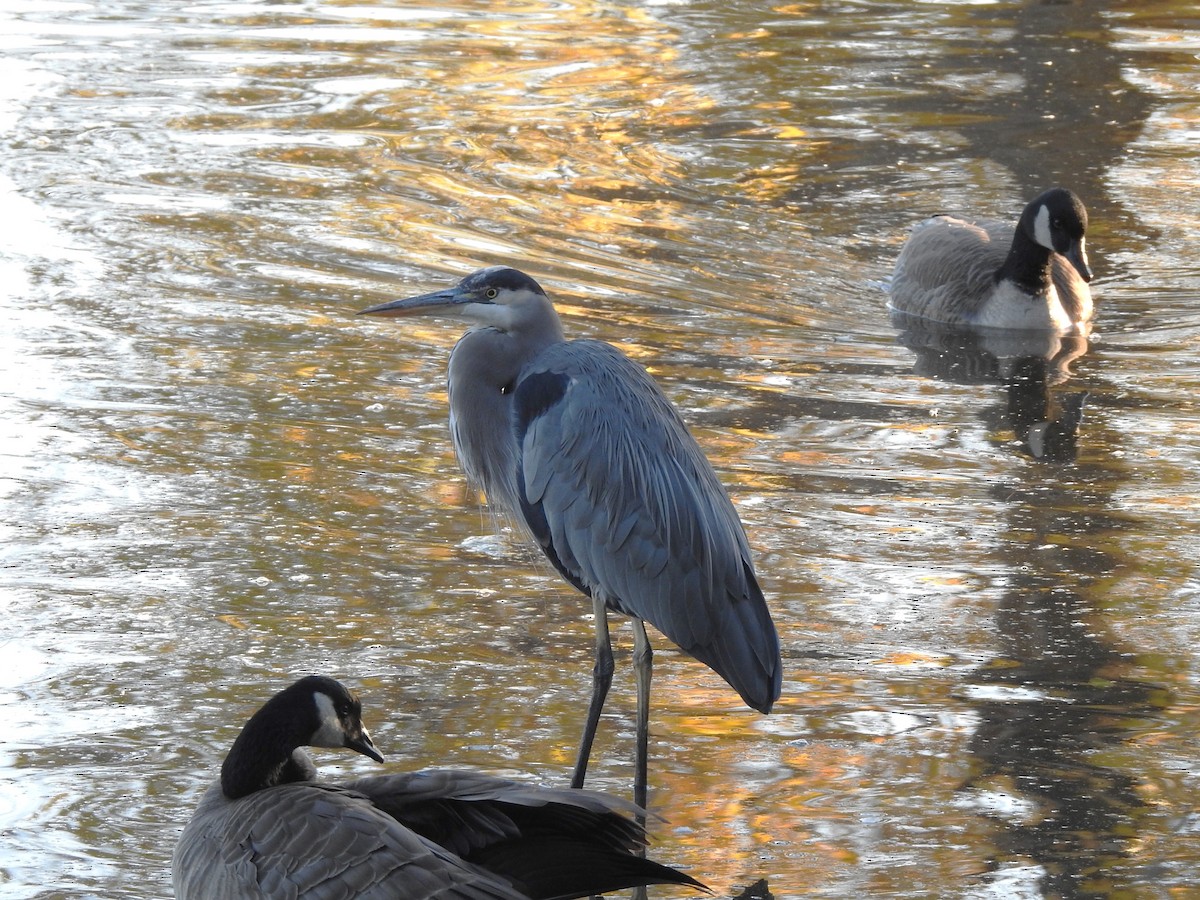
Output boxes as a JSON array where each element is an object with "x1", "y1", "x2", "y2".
[
  {"x1": 446, "y1": 314, "x2": 563, "y2": 516},
  {"x1": 514, "y1": 340, "x2": 780, "y2": 712},
  {"x1": 359, "y1": 266, "x2": 782, "y2": 803}
]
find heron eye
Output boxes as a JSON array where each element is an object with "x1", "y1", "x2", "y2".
[
  {"x1": 486, "y1": 288, "x2": 498, "y2": 299},
  {"x1": 501, "y1": 380, "x2": 514, "y2": 395}
]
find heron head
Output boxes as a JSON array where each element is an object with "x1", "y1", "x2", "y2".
[{"x1": 359, "y1": 266, "x2": 552, "y2": 330}]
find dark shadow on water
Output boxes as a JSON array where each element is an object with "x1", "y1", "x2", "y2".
[
  {"x1": 635, "y1": 880, "x2": 773, "y2": 900},
  {"x1": 959, "y1": 451, "x2": 1168, "y2": 896},
  {"x1": 998, "y1": 358, "x2": 1088, "y2": 465},
  {"x1": 964, "y1": 584, "x2": 1164, "y2": 897},
  {"x1": 953, "y1": 0, "x2": 1155, "y2": 242},
  {"x1": 730, "y1": 878, "x2": 772, "y2": 900},
  {"x1": 890, "y1": 302, "x2": 1168, "y2": 896},
  {"x1": 891, "y1": 310, "x2": 1091, "y2": 463}
]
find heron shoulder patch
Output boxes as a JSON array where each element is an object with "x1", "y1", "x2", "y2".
[{"x1": 513, "y1": 370, "x2": 570, "y2": 442}]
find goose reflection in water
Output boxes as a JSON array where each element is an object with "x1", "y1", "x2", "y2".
[{"x1": 889, "y1": 310, "x2": 1091, "y2": 463}]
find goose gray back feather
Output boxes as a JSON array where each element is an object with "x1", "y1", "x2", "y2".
[
  {"x1": 889, "y1": 188, "x2": 1094, "y2": 331},
  {"x1": 173, "y1": 778, "x2": 527, "y2": 900}
]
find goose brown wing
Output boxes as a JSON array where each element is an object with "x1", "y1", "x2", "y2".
[
  {"x1": 347, "y1": 769, "x2": 708, "y2": 899},
  {"x1": 890, "y1": 215, "x2": 1011, "y2": 324}
]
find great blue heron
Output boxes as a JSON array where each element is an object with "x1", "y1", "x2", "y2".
[
  {"x1": 360, "y1": 267, "x2": 782, "y2": 808},
  {"x1": 173, "y1": 676, "x2": 706, "y2": 899}
]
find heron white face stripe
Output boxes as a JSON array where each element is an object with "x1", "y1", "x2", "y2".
[
  {"x1": 1033, "y1": 203, "x2": 1054, "y2": 250},
  {"x1": 310, "y1": 691, "x2": 345, "y2": 748}
]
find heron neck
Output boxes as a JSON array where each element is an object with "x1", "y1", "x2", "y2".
[
  {"x1": 448, "y1": 325, "x2": 555, "y2": 515},
  {"x1": 513, "y1": 293, "x2": 565, "y2": 348}
]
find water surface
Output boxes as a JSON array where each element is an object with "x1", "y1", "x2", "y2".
[{"x1": 2, "y1": 1, "x2": 1199, "y2": 897}]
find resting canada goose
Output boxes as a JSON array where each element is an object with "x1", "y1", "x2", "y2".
[
  {"x1": 889, "y1": 188, "x2": 1094, "y2": 331},
  {"x1": 172, "y1": 676, "x2": 708, "y2": 900}
]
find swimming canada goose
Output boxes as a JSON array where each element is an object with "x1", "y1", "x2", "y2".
[
  {"x1": 172, "y1": 676, "x2": 708, "y2": 900},
  {"x1": 888, "y1": 188, "x2": 1094, "y2": 331}
]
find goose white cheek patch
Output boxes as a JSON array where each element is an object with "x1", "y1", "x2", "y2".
[
  {"x1": 310, "y1": 691, "x2": 345, "y2": 748},
  {"x1": 1033, "y1": 204, "x2": 1054, "y2": 250}
]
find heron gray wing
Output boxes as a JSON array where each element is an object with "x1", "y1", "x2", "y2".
[
  {"x1": 172, "y1": 781, "x2": 528, "y2": 900},
  {"x1": 889, "y1": 215, "x2": 1011, "y2": 324},
  {"x1": 513, "y1": 340, "x2": 781, "y2": 713}
]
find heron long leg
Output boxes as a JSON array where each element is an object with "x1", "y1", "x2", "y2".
[
  {"x1": 571, "y1": 594, "x2": 613, "y2": 790},
  {"x1": 631, "y1": 618, "x2": 652, "y2": 813}
]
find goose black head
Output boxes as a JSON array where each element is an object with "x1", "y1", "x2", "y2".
[{"x1": 1025, "y1": 188, "x2": 1092, "y2": 283}]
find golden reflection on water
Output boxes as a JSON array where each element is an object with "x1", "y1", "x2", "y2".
[{"x1": 3, "y1": 0, "x2": 1200, "y2": 897}]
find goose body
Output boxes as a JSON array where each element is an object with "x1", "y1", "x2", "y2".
[
  {"x1": 889, "y1": 188, "x2": 1094, "y2": 331},
  {"x1": 172, "y1": 676, "x2": 706, "y2": 900}
]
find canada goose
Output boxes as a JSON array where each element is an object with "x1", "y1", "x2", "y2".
[
  {"x1": 172, "y1": 676, "x2": 708, "y2": 900},
  {"x1": 889, "y1": 188, "x2": 1094, "y2": 331}
]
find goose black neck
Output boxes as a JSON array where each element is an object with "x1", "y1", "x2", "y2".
[
  {"x1": 995, "y1": 216, "x2": 1054, "y2": 294},
  {"x1": 220, "y1": 693, "x2": 316, "y2": 800}
]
